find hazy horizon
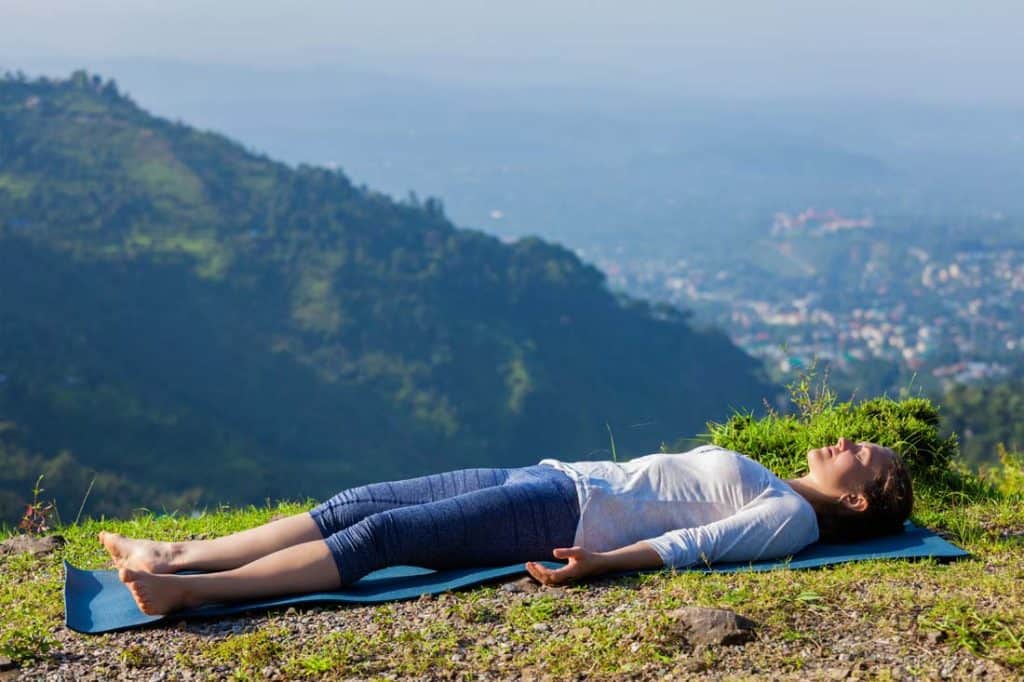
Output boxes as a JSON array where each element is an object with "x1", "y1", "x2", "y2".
[
  {"x1": 4, "y1": 2, "x2": 1022, "y2": 262},
  {"x1": 4, "y1": 1, "x2": 1024, "y2": 107}
]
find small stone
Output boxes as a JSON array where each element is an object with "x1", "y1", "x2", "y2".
[
  {"x1": 0, "y1": 533, "x2": 66, "y2": 557},
  {"x1": 664, "y1": 606, "x2": 757, "y2": 647},
  {"x1": 926, "y1": 630, "x2": 948, "y2": 645},
  {"x1": 682, "y1": 657, "x2": 708, "y2": 673},
  {"x1": 569, "y1": 626, "x2": 592, "y2": 638},
  {"x1": 417, "y1": 593, "x2": 435, "y2": 602},
  {"x1": 823, "y1": 667, "x2": 849, "y2": 680},
  {"x1": 531, "y1": 622, "x2": 550, "y2": 632},
  {"x1": 501, "y1": 577, "x2": 540, "y2": 594}
]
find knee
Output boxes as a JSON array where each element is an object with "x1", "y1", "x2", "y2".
[
  {"x1": 311, "y1": 489, "x2": 377, "y2": 534},
  {"x1": 331, "y1": 510, "x2": 396, "y2": 556}
]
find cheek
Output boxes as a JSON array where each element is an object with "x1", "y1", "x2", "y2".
[{"x1": 834, "y1": 460, "x2": 861, "y2": 485}]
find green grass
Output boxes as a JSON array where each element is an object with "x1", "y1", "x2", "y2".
[
  {"x1": 2, "y1": 489, "x2": 1022, "y2": 677},
  {"x1": 2, "y1": 391, "x2": 1024, "y2": 677}
]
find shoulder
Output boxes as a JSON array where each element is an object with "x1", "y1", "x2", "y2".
[{"x1": 759, "y1": 482, "x2": 819, "y2": 536}]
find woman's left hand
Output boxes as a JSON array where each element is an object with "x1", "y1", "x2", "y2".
[{"x1": 525, "y1": 546, "x2": 607, "y2": 586}]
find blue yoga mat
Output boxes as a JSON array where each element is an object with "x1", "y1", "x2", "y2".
[{"x1": 65, "y1": 521, "x2": 967, "y2": 634}]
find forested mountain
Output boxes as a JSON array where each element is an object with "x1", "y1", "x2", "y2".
[
  {"x1": 0, "y1": 71, "x2": 771, "y2": 523},
  {"x1": 942, "y1": 380, "x2": 1024, "y2": 468}
]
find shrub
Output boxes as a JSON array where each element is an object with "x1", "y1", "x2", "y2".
[{"x1": 699, "y1": 372, "x2": 961, "y2": 495}]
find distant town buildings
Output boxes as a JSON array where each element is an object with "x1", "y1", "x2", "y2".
[
  {"x1": 771, "y1": 208, "x2": 874, "y2": 237},
  {"x1": 585, "y1": 210, "x2": 1023, "y2": 390}
]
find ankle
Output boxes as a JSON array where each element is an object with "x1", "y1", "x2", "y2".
[
  {"x1": 165, "y1": 541, "x2": 188, "y2": 570},
  {"x1": 179, "y1": 579, "x2": 203, "y2": 610}
]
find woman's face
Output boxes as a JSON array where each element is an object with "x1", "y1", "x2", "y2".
[{"x1": 806, "y1": 437, "x2": 894, "y2": 499}]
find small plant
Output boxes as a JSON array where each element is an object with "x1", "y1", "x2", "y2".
[
  {"x1": 119, "y1": 644, "x2": 156, "y2": 668},
  {"x1": 605, "y1": 422, "x2": 618, "y2": 462},
  {"x1": 981, "y1": 445, "x2": 1024, "y2": 498},
  {"x1": 18, "y1": 475, "x2": 57, "y2": 536},
  {"x1": 506, "y1": 595, "x2": 572, "y2": 628},
  {"x1": 0, "y1": 627, "x2": 55, "y2": 666},
  {"x1": 786, "y1": 360, "x2": 837, "y2": 420}
]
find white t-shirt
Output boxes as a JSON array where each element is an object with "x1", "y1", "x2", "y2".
[{"x1": 538, "y1": 445, "x2": 819, "y2": 569}]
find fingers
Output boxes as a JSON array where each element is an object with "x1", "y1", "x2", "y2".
[
  {"x1": 525, "y1": 561, "x2": 577, "y2": 586},
  {"x1": 525, "y1": 561, "x2": 562, "y2": 586},
  {"x1": 551, "y1": 546, "x2": 583, "y2": 559}
]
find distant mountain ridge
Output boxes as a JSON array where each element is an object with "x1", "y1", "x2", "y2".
[{"x1": 0, "y1": 71, "x2": 771, "y2": 523}]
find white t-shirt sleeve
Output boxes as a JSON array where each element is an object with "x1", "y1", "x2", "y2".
[{"x1": 642, "y1": 494, "x2": 818, "y2": 569}]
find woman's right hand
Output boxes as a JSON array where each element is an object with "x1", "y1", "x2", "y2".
[{"x1": 525, "y1": 546, "x2": 607, "y2": 586}]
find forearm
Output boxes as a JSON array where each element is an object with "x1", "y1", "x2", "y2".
[{"x1": 594, "y1": 541, "x2": 664, "y2": 573}]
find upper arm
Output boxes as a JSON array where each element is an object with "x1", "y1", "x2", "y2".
[{"x1": 642, "y1": 497, "x2": 816, "y2": 569}]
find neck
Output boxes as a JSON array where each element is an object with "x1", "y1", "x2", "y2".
[{"x1": 784, "y1": 475, "x2": 830, "y2": 508}]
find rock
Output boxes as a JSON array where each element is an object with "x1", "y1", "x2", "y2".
[
  {"x1": 664, "y1": 606, "x2": 757, "y2": 647},
  {"x1": 531, "y1": 622, "x2": 550, "y2": 632},
  {"x1": 681, "y1": 656, "x2": 709, "y2": 674},
  {"x1": 501, "y1": 577, "x2": 540, "y2": 594},
  {"x1": 0, "y1": 656, "x2": 16, "y2": 671},
  {"x1": 823, "y1": 667, "x2": 850, "y2": 680},
  {"x1": 0, "y1": 533, "x2": 65, "y2": 557},
  {"x1": 925, "y1": 630, "x2": 948, "y2": 645}
]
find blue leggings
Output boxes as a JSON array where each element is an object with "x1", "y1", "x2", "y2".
[{"x1": 308, "y1": 465, "x2": 581, "y2": 585}]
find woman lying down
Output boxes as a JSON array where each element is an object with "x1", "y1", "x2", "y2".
[{"x1": 100, "y1": 438, "x2": 913, "y2": 615}]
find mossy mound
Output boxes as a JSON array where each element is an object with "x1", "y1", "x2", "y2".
[{"x1": 706, "y1": 396, "x2": 956, "y2": 482}]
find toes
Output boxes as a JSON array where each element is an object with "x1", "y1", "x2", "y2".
[
  {"x1": 119, "y1": 567, "x2": 140, "y2": 583},
  {"x1": 128, "y1": 586, "x2": 151, "y2": 613}
]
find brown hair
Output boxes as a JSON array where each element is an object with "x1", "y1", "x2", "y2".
[{"x1": 813, "y1": 450, "x2": 914, "y2": 544}]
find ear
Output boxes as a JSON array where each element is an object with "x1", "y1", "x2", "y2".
[{"x1": 838, "y1": 492, "x2": 868, "y2": 513}]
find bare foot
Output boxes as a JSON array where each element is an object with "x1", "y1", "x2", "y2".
[
  {"x1": 118, "y1": 568, "x2": 199, "y2": 616},
  {"x1": 99, "y1": 531, "x2": 181, "y2": 573}
]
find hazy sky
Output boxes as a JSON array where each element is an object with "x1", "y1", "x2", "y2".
[{"x1": 3, "y1": 1, "x2": 1023, "y2": 105}]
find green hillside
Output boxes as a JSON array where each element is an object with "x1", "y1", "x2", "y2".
[{"x1": 0, "y1": 71, "x2": 771, "y2": 522}]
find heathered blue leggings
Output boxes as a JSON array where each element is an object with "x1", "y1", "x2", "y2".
[{"x1": 308, "y1": 465, "x2": 581, "y2": 586}]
